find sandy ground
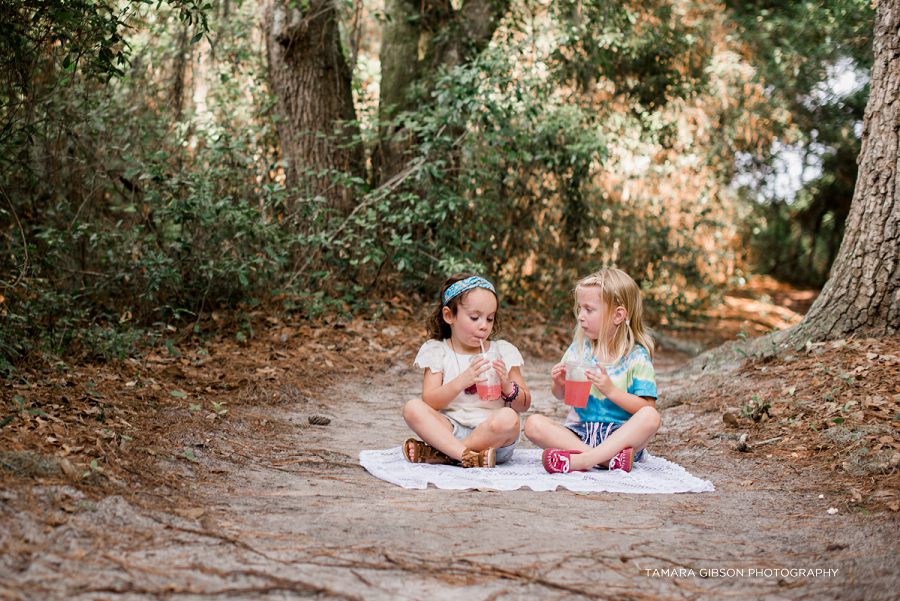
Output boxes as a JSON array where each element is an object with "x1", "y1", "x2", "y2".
[{"x1": 2, "y1": 349, "x2": 898, "y2": 601}]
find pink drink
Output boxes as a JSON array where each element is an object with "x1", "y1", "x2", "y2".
[
  {"x1": 564, "y1": 361, "x2": 593, "y2": 407},
  {"x1": 564, "y1": 379, "x2": 592, "y2": 408},
  {"x1": 470, "y1": 348, "x2": 502, "y2": 401},
  {"x1": 477, "y1": 383, "x2": 502, "y2": 401}
]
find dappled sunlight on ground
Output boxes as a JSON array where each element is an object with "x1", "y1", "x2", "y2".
[{"x1": 655, "y1": 275, "x2": 819, "y2": 353}]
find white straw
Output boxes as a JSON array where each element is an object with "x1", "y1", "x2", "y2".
[{"x1": 479, "y1": 339, "x2": 486, "y2": 356}]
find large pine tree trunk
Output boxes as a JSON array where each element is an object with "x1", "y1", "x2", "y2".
[
  {"x1": 375, "y1": 0, "x2": 510, "y2": 183},
  {"x1": 263, "y1": 0, "x2": 362, "y2": 212},
  {"x1": 798, "y1": 0, "x2": 900, "y2": 340}
]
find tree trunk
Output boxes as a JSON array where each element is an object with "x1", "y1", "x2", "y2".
[
  {"x1": 263, "y1": 0, "x2": 362, "y2": 212},
  {"x1": 375, "y1": 0, "x2": 510, "y2": 183},
  {"x1": 797, "y1": 0, "x2": 900, "y2": 340},
  {"x1": 172, "y1": 24, "x2": 189, "y2": 121}
]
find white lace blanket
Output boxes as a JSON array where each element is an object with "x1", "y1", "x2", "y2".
[{"x1": 359, "y1": 447, "x2": 715, "y2": 494}]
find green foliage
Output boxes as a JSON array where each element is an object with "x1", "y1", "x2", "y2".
[
  {"x1": 549, "y1": 0, "x2": 710, "y2": 107},
  {"x1": 335, "y1": 24, "x2": 724, "y2": 318},
  {"x1": 0, "y1": 0, "x2": 210, "y2": 176},
  {"x1": 0, "y1": 0, "x2": 878, "y2": 367},
  {"x1": 0, "y1": 0, "x2": 291, "y2": 366},
  {"x1": 329, "y1": 44, "x2": 613, "y2": 299},
  {"x1": 744, "y1": 145, "x2": 858, "y2": 287},
  {"x1": 728, "y1": 0, "x2": 875, "y2": 286},
  {"x1": 741, "y1": 395, "x2": 771, "y2": 420}
]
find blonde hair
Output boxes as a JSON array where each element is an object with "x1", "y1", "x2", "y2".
[{"x1": 572, "y1": 268, "x2": 654, "y2": 363}]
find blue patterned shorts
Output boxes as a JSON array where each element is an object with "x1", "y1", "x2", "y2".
[{"x1": 566, "y1": 421, "x2": 646, "y2": 462}]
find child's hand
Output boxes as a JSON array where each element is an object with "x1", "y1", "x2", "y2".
[
  {"x1": 491, "y1": 358, "x2": 510, "y2": 388},
  {"x1": 586, "y1": 364, "x2": 615, "y2": 396},
  {"x1": 550, "y1": 362, "x2": 567, "y2": 389},
  {"x1": 466, "y1": 355, "x2": 491, "y2": 384}
]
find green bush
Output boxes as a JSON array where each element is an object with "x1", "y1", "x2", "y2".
[
  {"x1": 328, "y1": 39, "x2": 726, "y2": 319},
  {"x1": 0, "y1": 1, "x2": 292, "y2": 366}
]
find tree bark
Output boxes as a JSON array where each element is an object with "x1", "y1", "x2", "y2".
[
  {"x1": 263, "y1": 0, "x2": 362, "y2": 212},
  {"x1": 172, "y1": 24, "x2": 189, "y2": 121},
  {"x1": 797, "y1": 0, "x2": 900, "y2": 340},
  {"x1": 375, "y1": 0, "x2": 510, "y2": 183}
]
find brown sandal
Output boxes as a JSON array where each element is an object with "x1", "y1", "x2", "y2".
[
  {"x1": 403, "y1": 438, "x2": 456, "y2": 465},
  {"x1": 461, "y1": 447, "x2": 496, "y2": 468}
]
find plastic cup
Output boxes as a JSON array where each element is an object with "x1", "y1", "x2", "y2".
[
  {"x1": 469, "y1": 349, "x2": 501, "y2": 401},
  {"x1": 564, "y1": 361, "x2": 593, "y2": 408}
]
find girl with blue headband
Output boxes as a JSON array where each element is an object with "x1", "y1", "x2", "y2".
[{"x1": 402, "y1": 273, "x2": 531, "y2": 468}]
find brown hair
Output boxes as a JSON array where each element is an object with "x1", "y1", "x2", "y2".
[{"x1": 424, "y1": 273, "x2": 503, "y2": 341}]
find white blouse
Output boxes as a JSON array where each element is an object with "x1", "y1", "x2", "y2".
[{"x1": 413, "y1": 338, "x2": 525, "y2": 428}]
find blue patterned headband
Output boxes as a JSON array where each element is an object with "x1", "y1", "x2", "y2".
[{"x1": 442, "y1": 276, "x2": 496, "y2": 306}]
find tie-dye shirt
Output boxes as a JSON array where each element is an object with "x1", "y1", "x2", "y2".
[{"x1": 561, "y1": 342, "x2": 657, "y2": 426}]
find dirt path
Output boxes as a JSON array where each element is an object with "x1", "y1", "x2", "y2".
[{"x1": 3, "y1": 349, "x2": 897, "y2": 601}]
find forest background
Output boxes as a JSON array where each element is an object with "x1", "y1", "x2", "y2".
[
  {"x1": 4, "y1": 4, "x2": 900, "y2": 597},
  {"x1": 0, "y1": 0, "x2": 877, "y2": 366}
]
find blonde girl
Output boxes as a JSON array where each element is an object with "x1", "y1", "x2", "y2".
[
  {"x1": 402, "y1": 274, "x2": 531, "y2": 468},
  {"x1": 524, "y1": 268, "x2": 660, "y2": 473}
]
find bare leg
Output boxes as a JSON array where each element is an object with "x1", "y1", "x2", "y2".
[
  {"x1": 403, "y1": 401, "x2": 521, "y2": 462},
  {"x1": 567, "y1": 407, "x2": 661, "y2": 472},
  {"x1": 458, "y1": 407, "x2": 521, "y2": 452},
  {"x1": 402, "y1": 398, "x2": 465, "y2": 461},
  {"x1": 524, "y1": 414, "x2": 588, "y2": 451}
]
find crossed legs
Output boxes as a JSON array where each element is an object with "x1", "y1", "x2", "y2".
[
  {"x1": 402, "y1": 398, "x2": 520, "y2": 462},
  {"x1": 524, "y1": 406, "x2": 660, "y2": 472}
]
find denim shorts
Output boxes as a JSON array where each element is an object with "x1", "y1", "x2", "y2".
[
  {"x1": 445, "y1": 414, "x2": 520, "y2": 464},
  {"x1": 567, "y1": 421, "x2": 646, "y2": 462}
]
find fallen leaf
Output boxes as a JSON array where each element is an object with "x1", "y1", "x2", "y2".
[
  {"x1": 59, "y1": 459, "x2": 77, "y2": 478},
  {"x1": 200, "y1": 515, "x2": 220, "y2": 533},
  {"x1": 162, "y1": 365, "x2": 186, "y2": 379},
  {"x1": 174, "y1": 507, "x2": 205, "y2": 520}
]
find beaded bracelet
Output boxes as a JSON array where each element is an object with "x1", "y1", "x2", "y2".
[{"x1": 501, "y1": 381, "x2": 519, "y2": 406}]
